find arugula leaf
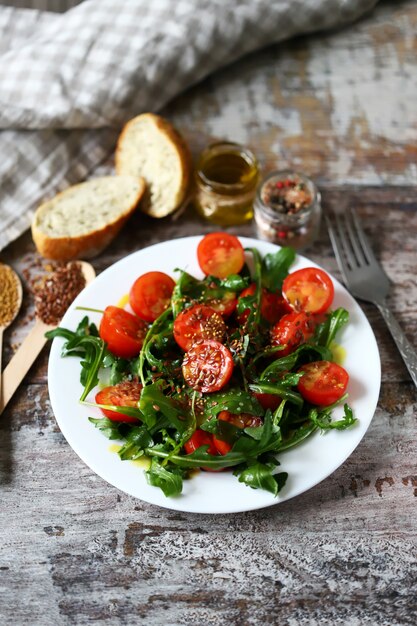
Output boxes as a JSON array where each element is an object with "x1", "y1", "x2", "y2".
[
  {"x1": 203, "y1": 388, "x2": 263, "y2": 419},
  {"x1": 276, "y1": 422, "x2": 318, "y2": 451},
  {"x1": 138, "y1": 308, "x2": 173, "y2": 385},
  {"x1": 146, "y1": 457, "x2": 183, "y2": 497},
  {"x1": 313, "y1": 308, "x2": 349, "y2": 348},
  {"x1": 145, "y1": 412, "x2": 282, "y2": 470},
  {"x1": 139, "y1": 381, "x2": 189, "y2": 432},
  {"x1": 88, "y1": 401, "x2": 143, "y2": 421},
  {"x1": 102, "y1": 352, "x2": 131, "y2": 385},
  {"x1": 220, "y1": 274, "x2": 248, "y2": 291},
  {"x1": 200, "y1": 418, "x2": 243, "y2": 446},
  {"x1": 118, "y1": 425, "x2": 153, "y2": 460},
  {"x1": 88, "y1": 417, "x2": 125, "y2": 440},
  {"x1": 261, "y1": 247, "x2": 296, "y2": 292},
  {"x1": 232, "y1": 410, "x2": 280, "y2": 454},
  {"x1": 237, "y1": 248, "x2": 262, "y2": 330},
  {"x1": 171, "y1": 270, "x2": 248, "y2": 318},
  {"x1": 47, "y1": 319, "x2": 107, "y2": 402},
  {"x1": 78, "y1": 337, "x2": 107, "y2": 401},
  {"x1": 259, "y1": 344, "x2": 332, "y2": 381},
  {"x1": 279, "y1": 372, "x2": 305, "y2": 387},
  {"x1": 249, "y1": 382, "x2": 304, "y2": 408},
  {"x1": 171, "y1": 270, "x2": 200, "y2": 317},
  {"x1": 309, "y1": 403, "x2": 357, "y2": 431},
  {"x1": 238, "y1": 461, "x2": 288, "y2": 496}
]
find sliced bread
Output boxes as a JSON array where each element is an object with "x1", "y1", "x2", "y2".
[
  {"x1": 32, "y1": 175, "x2": 145, "y2": 260},
  {"x1": 115, "y1": 113, "x2": 191, "y2": 218}
]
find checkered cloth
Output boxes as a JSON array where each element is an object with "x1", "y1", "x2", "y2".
[{"x1": 0, "y1": 0, "x2": 379, "y2": 251}]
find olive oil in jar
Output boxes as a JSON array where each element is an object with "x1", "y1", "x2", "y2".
[{"x1": 194, "y1": 142, "x2": 259, "y2": 226}]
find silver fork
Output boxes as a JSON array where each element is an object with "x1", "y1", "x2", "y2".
[{"x1": 326, "y1": 209, "x2": 417, "y2": 388}]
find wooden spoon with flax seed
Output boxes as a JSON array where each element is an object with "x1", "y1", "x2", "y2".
[
  {"x1": 0, "y1": 261, "x2": 95, "y2": 415},
  {"x1": 0, "y1": 264, "x2": 23, "y2": 409}
]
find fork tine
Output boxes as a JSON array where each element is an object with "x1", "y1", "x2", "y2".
[
  {"x1": 325, "y1": 214, "x2": 350, "y2": 284},
  {"x1": 344, "y1": 211, "x2": 367, "y2": 266},
  {"x1": 333, "y1": 211, "x2": 358, "y2": 270},
  {"x1": 349, "y1": 208, "x2": 377, "y2": 265}
]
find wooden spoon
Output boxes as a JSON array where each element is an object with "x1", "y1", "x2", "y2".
[
  {"x1": 0, "y1": 264, "x2": 23, "y2": 406},
  {"x1": 0, "y1": 261, "x2": 96, "y2": 415}
]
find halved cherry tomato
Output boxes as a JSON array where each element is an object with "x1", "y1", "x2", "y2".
[
  {"x1": 253, "y1": 393, "x2": 282, "y2": 412},
  {"x1": 173, "y1": 303, "x2": 226, "y2": 351},
  {"x1": 297, "y1": 360, "x2": 349, "y2": 406},
  {"x1": 99, "y1": 306, "x2": 148, "y2": 358},
  {"x1": 184, "y1": 430, "x2": 217, "y2": 455},
  {"x1": 197, "y1": 232, "x2": 245, "y2": 279},
  {"x1": 213, "y1": 410, "x2": 263, "y2": 455},
  {"x1": 129, "y1": 271, "x2": 175, "y2": 322},
  {"x1": 205, "y1": 291, "x2": 237, "y2": 318},
  {"x1": 261, "y1": 291, "x2": 292, "y2": 325},
  {"x1": 282, "y1": 267, "x2": 334, "y2": 315},
  {"x1": 182, "y1": 339, "x2": 234, "y2": 393},
  {"x1": 271, "y1": 311, "x2": 315, "y2": 357},
  {"x1": 95, "y1": 381, "x2": 142, "y2": 423},
  {"x1": 237, "y1": 283, "x2": 291, "y2": 325},
  {"x1": 184, "y1": 429, "x2": 220, "y2": 472}
]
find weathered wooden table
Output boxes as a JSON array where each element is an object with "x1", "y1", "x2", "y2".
[{"x1": 1, "y1": 1, "x2": 416, "y2": 624}]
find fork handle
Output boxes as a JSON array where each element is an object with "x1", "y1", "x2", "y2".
[{"x1": 376, "y1": 302, "x2": 417, "y2": 388}]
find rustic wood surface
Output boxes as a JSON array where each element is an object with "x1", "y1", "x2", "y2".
[{"x1": 1, "y1": 1, "x2": 416, "y2": 624}]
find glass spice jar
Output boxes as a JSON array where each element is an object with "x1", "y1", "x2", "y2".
[
  {"x1": 254, "y1": 170, "x2": 321, "y2": 250},
  {"x1": 194, "y1": 142, "x2": 259, "y2": 226}
]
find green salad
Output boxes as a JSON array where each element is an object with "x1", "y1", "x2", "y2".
[{"x1": 48, "y1": 233, "x2": 356, "y2": 498}]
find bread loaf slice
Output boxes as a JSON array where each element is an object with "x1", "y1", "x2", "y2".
[
  {"x1": 115, "y1": 113, "x2": 191, "y2": 218},
  {"x1": 32, "y1": 176, "x2": 145, "y2": 261}
]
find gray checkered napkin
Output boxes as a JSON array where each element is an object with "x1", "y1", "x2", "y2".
[{"x1": 0, "y1": 0, "x2": 379, "y2": 251}]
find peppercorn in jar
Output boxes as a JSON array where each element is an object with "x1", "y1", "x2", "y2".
[{"x1": 254, "y1": 170, "x2": 321, "y2": 250}]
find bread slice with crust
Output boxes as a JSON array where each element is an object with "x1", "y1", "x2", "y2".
[
  {"x1": 31, "y1": 176, "x2": 145, "y2": 260},
  {"x1": 115, "y1": 113, "x2": 191, "y2": 218}
]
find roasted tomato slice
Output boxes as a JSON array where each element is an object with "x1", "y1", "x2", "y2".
[
  {"x1": 271, "y1": 311, "x2": 315, "y2": 357},
  {"x1": 182, "y1": 339, "x2": 234, "y2": 393},
  {"x1": 237, "y1": 283, "x2": 291, "y2": 325},
  {"x1": 173, "y1": 303, "x2": 226, "y2": 351},
  {"x1": 95, "y1": 381, "x2": 142, "y2": 423},
  {"x1": 184, "y1": 430, "x2": 221, "y2": 472},
  {"x1": 282, "y1": 267, "x2": 334, "y2": 315},
  {"x1": 197, "y1": 232, "x2": 245, "y2": 279},
  {"x1": 99, "y1": 306, "x2": 148, "y2": 358},
  {"x1": 297, "y1": 360, "x2": 349, "y2": 406},
  {"x1": 213, "y1": 410, "x2": 263, "y2": 455},
  {"x1": 129, "y1": 271, "x2": 175, "y2": 322}
]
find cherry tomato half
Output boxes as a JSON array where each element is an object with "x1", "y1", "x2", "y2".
[
  {"x1": 95, "y1": 381, "x2": 142, "y2": 423},
  {"x1": 282, "y1": 267, "x2": 334, "y2": 315},
  {"x1": 205, "y1": 290, "x2": 237, "y2": 318},
  {"x1": 129, "y1": 271, "x2": 175, "y2": 322},
  {"x1": 197, "y1": 232, "x2": 245, "y2": 279},
  {"x1": 184, "y1": 429, "x2": 220, "y2": 472},
  {"x1": 184, "y1": 430, "x2": 218, "y2": 455},
  {"x1": 173, "y1": 303, "x2": 226, "y2": 351},
  {"x1": 182, "y1": 339, "x2": 234, "y2": 393},
  {"x1": 237, "y1": 283, "x2": 291, "y2": 325},
  {"x1": 271, "y1": 311, "x2": 315, "y2": 357},
  {"x1": 253, "y1": 393, "x2": 282, "y2": 412},
  {"x1": 213, "y1": 410, "x2": 263, "y2": 455},
  {"x1": 99, "y1": 306, "x2": 148, "y2": 358},
  {"x1": 297, "y1": 360, "x2": 349, "y2": 406}
]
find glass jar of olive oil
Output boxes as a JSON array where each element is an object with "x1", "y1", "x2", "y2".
[{"x1": 194, "y1": 142, "x2": 259, "y2": 226}]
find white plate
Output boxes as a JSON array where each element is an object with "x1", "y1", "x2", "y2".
[{"x1": 48, "y1": 236, "x2": 381, "y2": 514}]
